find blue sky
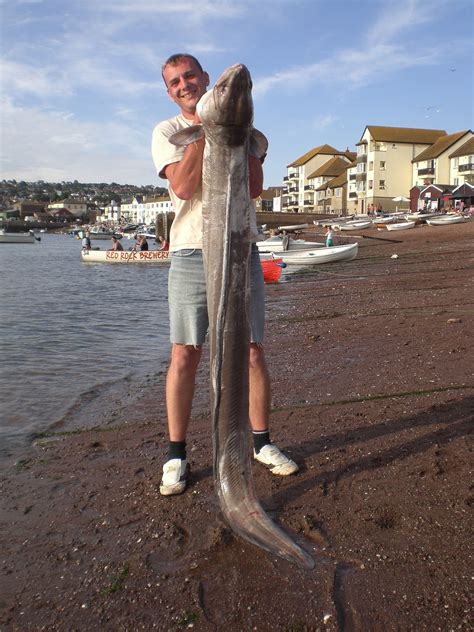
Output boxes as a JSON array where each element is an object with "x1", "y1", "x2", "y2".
[{"x1": 1, "y1": 0, "x2": 472, "y2": 187}]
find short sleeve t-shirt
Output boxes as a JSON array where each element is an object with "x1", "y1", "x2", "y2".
[{"x1": 151, "y1": 113, "x2": 260, "y2": 252}]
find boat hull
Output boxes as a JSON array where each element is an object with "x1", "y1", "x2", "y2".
[
  {"x1": 0, "y1": 232, "x2": 36, "y2": 244},
  {"x1": 386, "y1": 221, "x2": 416, "y2": 231},
  {"x1": 426, "y1": 216, "x2": 467, "y2": 226},
  {"x1": 261, "y1": 242, "x2": 358, "y2": 265},
  {"x1": 81, "y1": 249, "x2": 169, "y2": 264}
]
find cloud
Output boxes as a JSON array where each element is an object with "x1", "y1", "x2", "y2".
[
  {"x1": 312, "y1": 114, "x2": 338, "y2": 130},
  {"x1": 0, "y1": 98, "x2": 157, "y2": 184},
  {"x1": 253, "y1": 0, "x2": 445, "y2": 98}
]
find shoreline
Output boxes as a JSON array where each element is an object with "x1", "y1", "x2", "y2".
[{"x1": 1, "y1": 221, "x2": 473, "y2": 631}]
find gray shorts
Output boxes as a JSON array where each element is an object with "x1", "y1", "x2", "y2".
[{"x1": 168, "y1": 247, "x2": 265, "y2": 346}]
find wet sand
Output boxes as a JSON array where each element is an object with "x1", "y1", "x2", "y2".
[{"x1": 1, "y1": 220, "x2": 473, "y2": 631}]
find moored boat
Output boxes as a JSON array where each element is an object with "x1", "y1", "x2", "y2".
[
  {"x1": 0, "y1": 230, "x2": 37, "y2": 244},
  {"x1": 81, "y1": 249, "x2": 170, "y2": 264},
  {"x1": 256, "y1": 235, "x2": 324, "y2": 252},
  {"x1": 335, "y1": 220, "x2": 372, "y2": 231},
  {"x1": 426, "y1": 215, "x2": 468, "y2": 226},
  {"x1": 260, "y1": 242, "x2": 358, "y2": 265},
  {"x1": 385, "y1": 221, "x2": 416, "y2": 231}
]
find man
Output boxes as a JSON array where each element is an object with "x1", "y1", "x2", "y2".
[
  {"x1": 152, "y1": 54, "x2": 298, "y2": 496},
  {"x1": 81, "y1": 230, "x2": 92, "y2": 250},
  {"x1": 108, "y1": 235, "x2": 123, "y2": 251}
]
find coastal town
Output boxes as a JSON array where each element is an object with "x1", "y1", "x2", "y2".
[{"x1": 1, "y1": 125, "x2": 473, "y2": 231}]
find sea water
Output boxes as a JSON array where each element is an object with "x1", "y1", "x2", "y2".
[{"x1": 0, "y1": 233, "x2": 170, "y2": 458}]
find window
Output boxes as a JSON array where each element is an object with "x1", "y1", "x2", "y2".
[
  {"x1": 336, "y1": 188, "x2": 341, "y2": 197},
  {"x1": 379, "y1": 180, "x2": 385, "y2": 190},
  {"x1": 380, "y1": 161, "x2": 386, "y2": 170},
  {"x1": 368, "y1": 180, "x2": 373, "y2": 190}
]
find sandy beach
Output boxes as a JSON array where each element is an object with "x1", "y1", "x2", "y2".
[{"x1": 1, "y1": 220, "x2": 473, "y2": 631}]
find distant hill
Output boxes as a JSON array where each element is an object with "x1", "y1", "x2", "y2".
[{"x1": 0, "y1": 179, "x2": 167, "y2": 209}]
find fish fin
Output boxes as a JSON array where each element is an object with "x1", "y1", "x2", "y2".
[
  {"x1": 250, "y1": 128, "x2": 268, "y2": 159},
  {"x1": 169, "y1": 125, "x2": 204, "y2": 147}
]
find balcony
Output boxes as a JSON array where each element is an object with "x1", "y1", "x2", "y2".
[
  {"x1": 349, "y1": 192, "x2": 357, "y2": 198},
  {"x1": 356, "y1": 173, "x2": 367, "y2": 182},
  {"x1": 459, "y1": 163, "x2": 474, "y2": 172},
  {"x1": 356, "y1": 154, "x2": 367, "y2": 163},
  {"x1": 288, "y1": 187, "x2": 298, "y2": 193},
  {"x1": 417, "y1": 167, "x2": 435, "y2": 176},
  {"x1": 304, "y1": 185, "x2": 314, "y2": 190},
  {"x1": 349, "y1": 174, "x2": 357, "y2": 180}
]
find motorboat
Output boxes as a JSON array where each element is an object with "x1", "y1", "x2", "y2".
[
  {"x1": 260, "y1": 242, "x2": 358, "y2": 265},
  {"x1": 0, "y1": 230, "x2": 38, "y2": 244},
  {"x1": 81, "y1": 249, "x2": 170, "y2": 264}
]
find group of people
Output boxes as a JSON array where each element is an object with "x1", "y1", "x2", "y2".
[{"x1": 106, "y1": 234, "x2": 169, "y2": 252}]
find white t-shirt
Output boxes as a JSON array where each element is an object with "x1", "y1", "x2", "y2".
[{"x1": 151, "y1": 113, "x2": 259, "y2": 252}]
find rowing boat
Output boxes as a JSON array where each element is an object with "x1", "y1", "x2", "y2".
[
  {"x1": 256, "y1": 235, "x2": 324, "y2": 252},
  {"x1": 335, "y1": 220, "x2": 372, "y2": 231},
  {"x1": 385, "y1": 221, "x2": 416, "y2": 231},
  {"x1": 426, "y1": 215, "x2": 468, "y2": 226},
  {"x1": 80, "y1": 249, "x2": 169, "y2": 264},
  {"x1": 260, "y1": 242, "x2": 358, "y2": 265}
]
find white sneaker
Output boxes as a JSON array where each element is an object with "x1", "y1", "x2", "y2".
[
  {"x1": 253, "y1": 444, "x2": 299, "y2": 476},
  {"x1": 159, "y1": 458, "x2": 189, "y2": 496}
]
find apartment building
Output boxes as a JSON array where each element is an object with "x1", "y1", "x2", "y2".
[
  {"x1": 282, "y1": 144, "x2": 351, "y2": 213},
  {"x1": 308, "y1": 156, "x2": 353, "y2": 214},
  {"x1": 449, "y1": 137, "x2": 474, "y2": 186},
  {"x1": 355, "y1": 126, "x2": 446, "y2": 213},
  {"x1": 346, "y1": 161, "x2": 358, "y2": 214},
  {"x1": 412, "y1": 130, "x2": 472, "y2": 187},
  {"x1": 316, "y1": 170, "x2": 348, "y2": 215}
]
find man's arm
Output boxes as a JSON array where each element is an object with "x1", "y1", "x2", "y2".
[
  {"x1": 164, "y1": 136, "x2": 205, "y2": 200},
  {"x1": 249, "y1": 155, "x2": 263, "y2": 199}
]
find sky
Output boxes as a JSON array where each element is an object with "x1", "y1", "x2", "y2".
[{"x1": 0, "y1": 0, "x2": 473, "y2": 188}]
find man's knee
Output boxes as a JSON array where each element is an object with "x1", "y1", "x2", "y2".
[
  {"x1": 170, "y1": 344, "x2": 202, "y2": 373},
  {"x1": 249, "y1": 343, "x2": 266, "y2": 370}
]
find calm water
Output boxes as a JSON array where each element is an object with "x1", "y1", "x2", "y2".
[{"x1": 0, "y1": 233, "x2": 170, "y2": 458}]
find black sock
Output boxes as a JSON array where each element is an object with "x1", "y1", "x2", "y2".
[
  {"x1": 253, "y1": 430, "x2": 270, "y2": 454},
  {"x1": 168, "y1": 441, "x2": 186, "y2": 461}
]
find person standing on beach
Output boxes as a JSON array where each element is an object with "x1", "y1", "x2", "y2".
[
  {"x1": 325, "y1": 226, "x2": 335, "y2": 247},
  {"x1": 151, "y1": 53, "x2": 298, "y2": 496}
]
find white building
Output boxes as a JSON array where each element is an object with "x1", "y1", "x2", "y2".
[
  {"x1": 412, "y1": 130, "x2": 472, "y2": 188},
  {"x1": 449, "y1": 137, "x2": 474, "y2": 186}
]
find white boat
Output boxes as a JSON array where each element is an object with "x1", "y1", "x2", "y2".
[
  {"x1": 277, "y1": 223, "x2": 309, "y2": 231},
  {"x1": 385, "y1": 221, "x2": 416, "y2": 231},
  {"x1": 0, "y1": 230, "x2": 37, "y2": 244},
  {"x1": 256, "y1": 235, "x2": 324, "y2": 253},
  {"x1": 404, "y1": 212, "x2": 440, "y2": 222},
  {"x1": 335, "y1": 220, "x2": 372, "y2": 231},
  {"x1": 260, "y1": 242, "x2": 358, "y2": 265},
  {"x1": 81, "y1": 249, "x2": 170, "y2": 264},
  {"x1": 85, "y1": 228, "x2": 123, "y2": 240},
  {"x1": 371, "y1": 215, "x2": 396, "y2": 225},
  {"x1": 426, "y1": 215, "x2": 468, "y2": 226}
]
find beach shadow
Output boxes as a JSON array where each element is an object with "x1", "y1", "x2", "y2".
[{"x1": 274, "y1": 395, "x2": 473, "y2": 506}]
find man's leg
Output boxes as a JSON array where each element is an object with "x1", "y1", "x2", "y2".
[
  {"x1": 249, "y1": 344, "x2": 299, "y2": 475},
  {"x1": 160, "y1": 344, "x2": 202, "y2": 496},
  {"x1": 166, "y1": 343, "x2": 202, "y2": 441}
]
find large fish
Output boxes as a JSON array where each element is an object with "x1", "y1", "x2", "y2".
[{"x1": 170, "y1": 64, "x2": 314, "y2": 569}]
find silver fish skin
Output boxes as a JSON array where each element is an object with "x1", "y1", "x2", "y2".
[{"x1": 170, "y1": 64, "x2": 314, "y2": 570}]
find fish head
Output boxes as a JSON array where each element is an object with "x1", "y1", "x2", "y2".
[{"x1": 197, "y1": 63, "x2": 253, "y2": 146}]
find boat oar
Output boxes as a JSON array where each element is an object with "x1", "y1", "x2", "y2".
[{"x1": 310, "y1": 231, "x2": 402, "y2": 244}]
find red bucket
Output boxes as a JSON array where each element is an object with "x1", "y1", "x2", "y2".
[{"x1": 261, "y1": 258, "x2": 283, "y2": 284}]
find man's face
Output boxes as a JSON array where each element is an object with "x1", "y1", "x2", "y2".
[{"x1": 163, "y1": 58, "x2": 209, "y2": 118}]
